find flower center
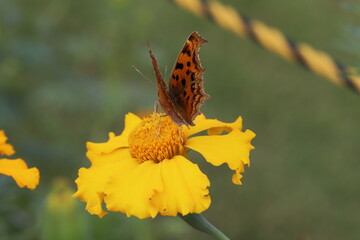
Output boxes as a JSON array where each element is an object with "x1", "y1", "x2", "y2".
[{"x1": 128, "y1": 114, "x2": 186, "y2": 163}]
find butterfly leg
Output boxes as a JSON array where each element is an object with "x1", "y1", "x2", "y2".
[
  {"x1": 153, "y1": 114, "x2": 163, "y2": 139},
  {"x1": 154, "y1": 113, "x2": 176, "y2": 139},
  {"x1": 152, "y1": 101, "x2": 159, "y2": 122},
  {"x1": 177, "y1": 126, "x2": 184, "y2": 143}
]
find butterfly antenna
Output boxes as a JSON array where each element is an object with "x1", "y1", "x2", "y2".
[{"x1": 132, "y1": 65, "x2": 156, "y2": 88}]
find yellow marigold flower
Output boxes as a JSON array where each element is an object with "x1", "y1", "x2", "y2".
[
  {"x1": 0, "y1": 130, "x2": 40, "y2": 190},
  {"x1": 73, "y1": 113, "x2": 255, "y2": 219}
]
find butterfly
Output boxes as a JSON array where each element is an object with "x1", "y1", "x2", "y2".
[{"x1": 148, "y1": 31, "x2": 210, "y2": 127}]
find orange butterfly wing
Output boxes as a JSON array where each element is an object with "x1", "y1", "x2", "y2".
[
  {"x1": 148, "y1": 32, "x2": 209, "y2": 127},
  {"x1": 168, "y1": 32, "x2": 209, "y2": 126}
]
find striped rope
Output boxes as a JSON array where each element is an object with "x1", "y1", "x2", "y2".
[{"x1": 169, "y1": 0, "x2": 360, "y2": 93}]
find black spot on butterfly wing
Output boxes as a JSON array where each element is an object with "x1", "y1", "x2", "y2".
[
  {"x1": 182, "y1": 49, "x2": 192, "y2": 57},
  {"x1": 175, "y1": 62, "x2": 184, "y2": 70},
  {"x1": 181, "y1": 44, "x2": 191, "y2": 56}
]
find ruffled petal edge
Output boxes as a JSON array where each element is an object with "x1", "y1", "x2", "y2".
[
  {"x1": 0, "y1": 158, "x2": 40, "y2": 189},
  {"x1": 73, "y1": 149, "x2": 138, "y2": 218},
  {"x1": 186, "y1": 129, "x2": 255, "y2": 185},
  {"x1": 104, "y1": 156, "x2": 211, "y2": 219}
]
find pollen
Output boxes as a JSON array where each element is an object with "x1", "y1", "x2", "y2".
[{"x1": 128, "y1": 114, "x2": 186, "y2": 163}]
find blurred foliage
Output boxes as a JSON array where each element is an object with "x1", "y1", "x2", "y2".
[
  {"x1": 41, "y1": 178, "x2": 88, "y2": 240},
  {"x1": 337, "y1": 2, "x2": 360, "y2": 69},
  {"x1": 0, "y1": 0, "x2": 360, "y2": 239}
]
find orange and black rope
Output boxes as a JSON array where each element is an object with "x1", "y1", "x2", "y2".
[{"x1": 169, "y1": 0, "x2": 360, "y2": 93}]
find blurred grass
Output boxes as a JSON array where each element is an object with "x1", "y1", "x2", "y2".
[{"x1": 1, "y1": 0, "x2": 360, "y2": 239}]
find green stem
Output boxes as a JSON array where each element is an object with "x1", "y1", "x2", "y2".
[{"x1": 179, "y1": 213, "x2": 231, "y2": 240}]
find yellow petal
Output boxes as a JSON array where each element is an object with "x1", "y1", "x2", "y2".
[
  {"x1": 232, "y1": 166, "x2": 245, "y2": 185},
  {"x1": 87, "y1": 113, "x2": 141, "y2": 155},
  {"x1": 104, "y1": 156, "x2": 211, "y2": 219},
  {"x1": 183, "y1": 114, "x2": 243, "y2": 138},
  {"x1": 185, "y1": 129, "x2": 255, "y2": 183},
  {"x1": 73, "y1": 149, "x2": 138, "y2": 217},
  {"x1": 104, "y1": 160, "x2": 164, "y2": 219},
  {"x1": 152, "y1": 156, "x2": 211, "y2": 216},
  {"x1": 0, "y1": 130, "x2": 8, "y2": 144},
  {"x1": 0, "y1": 143, "x2": 15, "y2": 156},
  {"x1": 0, "y1": 130, "x2": 15, "y2": 156},
  {"x1": 0, "y1": 158, "x2": 40, "y2": 189},
  {"x1": 87, "y1": 145, "x2": 130, "y2": 166}
]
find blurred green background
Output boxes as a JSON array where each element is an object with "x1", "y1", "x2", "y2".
[{"x1": 1, "y1": 0, "x2": 360, "y2": 239}]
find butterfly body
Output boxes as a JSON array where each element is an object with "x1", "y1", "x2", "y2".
[{"x1": 148, "y1": 32, "x2": 209, "y2": 127}]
